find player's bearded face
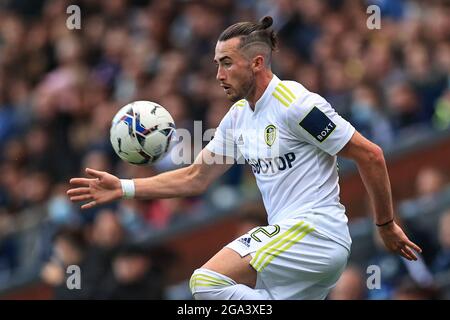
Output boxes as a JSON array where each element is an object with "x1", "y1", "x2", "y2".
[
  {"x1": 227, "y1": 65, "x2": 255, "y2": 102},
  {"x1": 215, "y1": 39, "x2": 256, "y2": 103}
]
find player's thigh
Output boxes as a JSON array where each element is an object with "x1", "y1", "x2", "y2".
[{"x1": 201, "y1": 247, "x2": 257, "y2": 288}]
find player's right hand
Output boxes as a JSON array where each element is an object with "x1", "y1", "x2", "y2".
[
  {"x1": 377, "y1": 221, "x2": 422, "y2": 261},
  {"x1": 67, "y1": 168, "x2": 123, "y2": 209}
]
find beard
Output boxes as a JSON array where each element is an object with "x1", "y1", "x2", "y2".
[{"x1": 227, "y1": 71, "x2": 255, "y2": 103}]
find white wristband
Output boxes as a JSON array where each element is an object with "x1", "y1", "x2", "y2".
[{"x1": 120, "y1": 179, "x2": 135, "y2": 199}]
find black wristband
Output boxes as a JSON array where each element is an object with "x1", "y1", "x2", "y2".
[{"x1": 376, "y1": 218, "x2": 394, "y2": 227}]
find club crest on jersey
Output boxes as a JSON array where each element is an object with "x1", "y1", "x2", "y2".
[{"x1": 264, "y1": 125, "x2": 277, "y2": 147}]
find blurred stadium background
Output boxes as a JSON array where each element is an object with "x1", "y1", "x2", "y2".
[{"x1": 0, "y1": 0, "x2": 449, "y2": 299}]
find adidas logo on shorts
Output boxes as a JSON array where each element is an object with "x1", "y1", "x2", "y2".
[{"x1": 238, "y1": 237, "x2": 251, "y2": 247}]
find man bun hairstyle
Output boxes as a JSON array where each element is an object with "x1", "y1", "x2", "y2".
[
  {"x1": 260, "y1": 16, "x2": 273, "y2": 30},
  {"x1": 218, "y1": 16, "x2": 278, "y2": 52}
]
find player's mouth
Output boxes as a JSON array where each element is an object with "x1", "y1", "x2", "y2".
[{"x1": 221, "y1": 84, "x2": 232, "y2": 93}]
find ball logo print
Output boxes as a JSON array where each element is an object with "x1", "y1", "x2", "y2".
[{"x1": 110, "y1": 101, "x2": 176, "y2": 165}]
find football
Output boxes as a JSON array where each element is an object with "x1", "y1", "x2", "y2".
[{"x1": 110, "y1": 101, "x2": 176, "y2": 165}]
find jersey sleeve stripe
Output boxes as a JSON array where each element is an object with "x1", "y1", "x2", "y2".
[
  {"x1": 274, "y1": 86, "x2": 294, "y2": 103},
  {"x1": 279, "y1": 82, "x2": 296, "y2": 100},
  {"x1": 272, "y1": 91, "x2": 290, "y2": 107}
]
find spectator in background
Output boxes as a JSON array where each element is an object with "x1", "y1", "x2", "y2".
[
  {"x1": 0, "y1": 209, "x2": 17, "y2": 283},
  {"x1": 0, "y1": 92, "x2": 20, "y2": 147},
  {"x1": 116, "y1": 199, "x2": 152, "y2": 240},
  {"x1": 387, "y1": 82, "x2": 427, "y2": 136},
  {"x1": 86, "y1": 208, "x2": 125, "y2": 255},
  {"x1": 294, "y1": 64, "x2": 321, "y2": 94},
  {"x1": 367, "y1": 221, "x2": 435, "y2": 300},
  {"x1": 20, "y1": 170, "x2": 51, "y2": 209},
  {"x1": 328, "y1": 265, "x2": 367, "y2": 300},
  {"x1": 81, "y1": 149, "x2": 113, "y2": 175},
  {"x1": 24, "y1": 125, "x2": 54, "y2": 175},
  {"x1": 432, "y1": 210, "x2": 450, "y2": 274},
  {"x1": 393, "y1": 276, "x2": 441, "y2": 300},
  {"x1": 415, "y1": 167, "x2": 447, "y2": 200},
  {"x1": 349, "y1": 83, "x2": 394, "y2": 150},
  {"x1": 0, "y1": 162, "x2": 23, "y2": 212},
  {"x1": 79, "y1": 208, "x2": 126, "y2": 297},
  {"x1": 433, "y1": 90, "x2": 450, "y2": 130},
  {"x1": 397, "y1": 166, "x2": 448, "y2": 265},
  {"x1": 95, "y1": 244, "x2": 166, "y2": 299},
  {"x1": 142, "y1": 198, "x2": 194, "y2": 230},
  {"x1": 434, "y1": 42, "x2": 450, "y2": 84},
  {"x1": 47, "y1": 183, "x2": 80, "y2": 227},
  {"x1": 399, "y1": 166, "x2": 448, "y2": 220},
  {"x1": 40, "y1": 227, "x2": 88, "y2": 299},
  {"x1": 321, "y1": 59, "x2": 352, "y2": 117},
  {"x1": 404, "y1": 41, "x2": 447, "y2": 121}
]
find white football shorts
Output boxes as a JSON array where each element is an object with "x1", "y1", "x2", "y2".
[{"x1": 226, "y1": 217, "x2": 350, "y2": 300}]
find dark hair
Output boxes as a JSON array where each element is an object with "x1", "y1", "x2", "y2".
[
  {"x1": 218, "y1": 16, "x2": 277, "y2": 51},
  {"x1": 116, "y1": 243, "x2": 150, "y2": 258},
  {"x1": 52, "y1": 227, "x2": 86, "y2": 253}
]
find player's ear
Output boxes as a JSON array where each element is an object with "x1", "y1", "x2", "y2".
[{"x1": 252, "y1": 55, "x2": 264, "y2": 71}]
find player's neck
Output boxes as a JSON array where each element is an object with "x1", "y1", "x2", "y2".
[{"x1": 247, "y1": 71, "x2": 273, "y2": 111}]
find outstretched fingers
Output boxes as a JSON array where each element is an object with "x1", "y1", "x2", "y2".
[
  {"x1": 67, "y1": 187, "x2": 90, "y2": 197},
  {"x1": 69, "y1": 194, "x2": 94, "y2": 202},
  {"x1": 70, "y1": 178, "x2": 96, "y2": 187},
  {"x1": 81, "y1": 201, "x2": 97, "y2": 210},
  {"x1": 68, "y1": 169, "x2": 106, "y2": 209},
  {"x1": 406, "y1": 240, "x2": 422, "y2": 254},
  {"x1": 86, "y1": 168, "x2": 104, "y2": 179},
  {"x1": 400, "y1": 246, "x2": 417, "y2": 261}
]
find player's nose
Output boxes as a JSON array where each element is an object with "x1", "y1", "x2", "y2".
[{"x1": 216, "y1": 66, "x2": 226, "y2": 81}]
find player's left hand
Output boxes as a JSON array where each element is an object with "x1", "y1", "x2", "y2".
[
  {"x1": 67, "y1": 168, "x2": 123, "y2": 209},
  {"x1": 377, "y1": 222, "x2": 422, "y2": 261}
]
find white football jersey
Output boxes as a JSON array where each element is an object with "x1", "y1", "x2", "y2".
[{"x1": 206, "y1": 75, "x2": 355, "y2": 251}]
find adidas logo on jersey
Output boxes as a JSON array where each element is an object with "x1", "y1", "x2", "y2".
[
  {"x1": 238, "y1": 237, "x2": 251, "y2": 247},
  {"x1": 237, "y1": 134, "x2": 244, "y2": 145}
]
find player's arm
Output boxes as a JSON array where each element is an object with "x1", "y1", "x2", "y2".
[
  {"x1": 338, "y1": 131, "x2": 422, "y2": 260},
  {"x1": 67, "y1": 148, "x2": 234, "y2": 210},
  {"x1": 134, "y1": 148, "x2": 233, "y2": 199}
]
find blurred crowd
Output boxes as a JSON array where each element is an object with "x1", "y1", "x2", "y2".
[
  {"x1": 39, "y1": 209, "x2": 171, "y2": 299},
  {"x1": 330, "y1": 165, "x2": 450, "y2": 300},
  {"x1": 0, "y1": 0, "x2": 449, "y2": 299}
]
